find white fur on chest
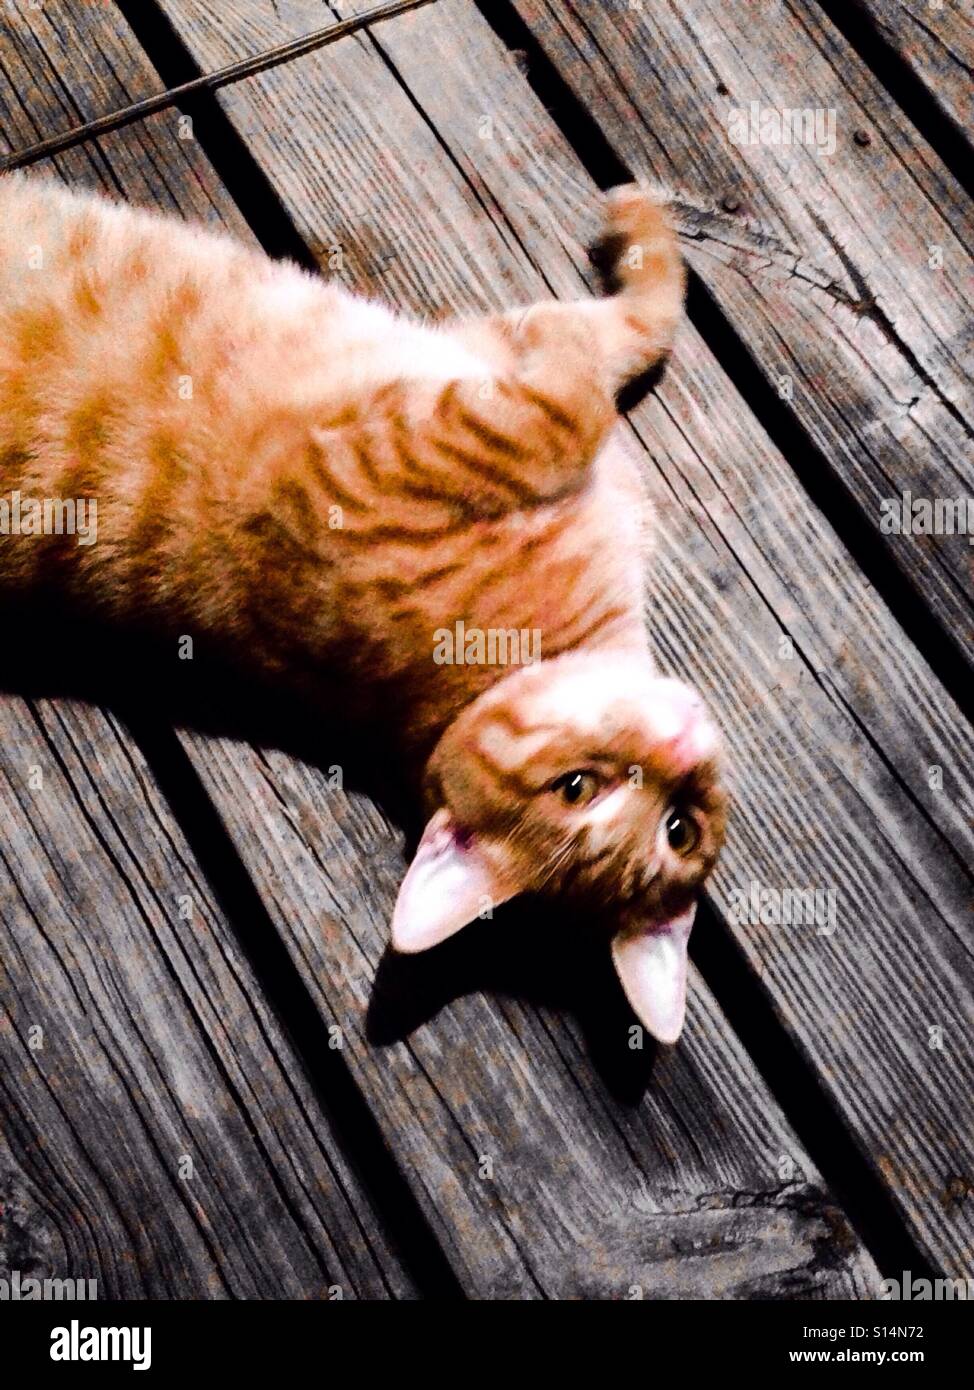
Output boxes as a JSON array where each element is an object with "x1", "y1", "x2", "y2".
[{"x1": 258, "y1": 271, "x2": 490, "y2": 397}]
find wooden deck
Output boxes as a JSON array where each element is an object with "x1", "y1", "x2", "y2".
[{"x1": 0, "y1": 0, "x2": 971, "y2": 1299}]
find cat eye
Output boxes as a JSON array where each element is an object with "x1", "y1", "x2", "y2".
[
  {"x1": 551, "y1": 770, "x2": 601, "y2": 807},
  {"x1": 664, "y1": 808, "x2": 700, "y2": 856}
]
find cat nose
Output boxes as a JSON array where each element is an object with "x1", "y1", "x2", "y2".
[{"x1": 647, "y1": 680, "x2": 718, "y2": 771}]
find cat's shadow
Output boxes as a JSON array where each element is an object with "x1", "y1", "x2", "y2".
[
  {"x1": 0, "y1": 592, "x2": 416, "y2": 815},
  {"x1": 367, "y1": 895, "x2": 661, "y2": 1103},
  {"x1": 1, "y1": 596, "x2": 659, "y2": 1103}
]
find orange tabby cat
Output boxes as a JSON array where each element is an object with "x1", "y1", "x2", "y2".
[{"x1": 0, "y1": 172, "x2": 725, "y2": 1043}]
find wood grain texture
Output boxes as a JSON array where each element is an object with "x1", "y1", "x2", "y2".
[
  {"x1": 0, "y1": 1127, "x2": 65, "y2": 1286},
  {"x1": 0, "y1": 0, "x2": 416, "y2": 1301},
  {"x1": 0, "y1": 696, "x2": 412, "y2": 1298},
  {"x1": 510, "y1": 0, "x2": 974, "y2": 674},
  {"x1": 151, "y1": 0, "x2": 974, "y2": 1276},
  {"x1": 45, "y1": 0, "x2": 888, "y2": 1296},
  {"x1": 853, "y1": 0, "x2": 974, "y2": 143},
  {"x1": 0, "y1": 0, "x2": 251, "y2": 237}
]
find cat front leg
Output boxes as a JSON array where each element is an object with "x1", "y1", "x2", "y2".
[
  {"x1": 491, "y1": 186, "x2": 684, "y2": 402},
  {"x1": 346, "y1": 187, "x2": 683, "y2": 521},
  {"x1": 587, "y1": 183, "x2": 686, "y2": 395},
  {"x1": 432, "y1": 186, "x2": 683, "y2": 509},
  {"x1": 357, "y1": 336, "x2": 617, "y2": 520}
]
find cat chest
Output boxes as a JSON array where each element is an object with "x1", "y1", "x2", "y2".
[{"x1": 331, "y1": 488, "x2": 639, "y2": 675}]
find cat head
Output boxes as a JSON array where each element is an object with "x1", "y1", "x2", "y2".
[{"x1": 392, "y1": 650, "x2": 727, "y2": 1043}]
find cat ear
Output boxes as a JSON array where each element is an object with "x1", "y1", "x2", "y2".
[
  {"x1": 611, "y1": 903, "x2": 695, "y2": 1045},
  {"x1": 391, "y1": 809, "x2": 518, "y2": 954}
]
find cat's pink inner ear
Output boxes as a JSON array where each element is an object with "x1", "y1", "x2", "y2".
[
  {"x1": 610, "y1": 903, "x2": 695, "y2": 1045},
  {"x1": 391, "y1": 809, "x2": 518, "y2": 954}
]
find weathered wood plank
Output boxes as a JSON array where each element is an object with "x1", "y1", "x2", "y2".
[
  {"x1": 852, "y1": 0, "x2": 974, "y2": 144},
  {"x1": 1, "y1": 0, "x2": 885, "y2": 1295},
  {"x1": 509, "y1": 0, "x2": 974, "y2": 674},
  {"x1": 0, "y1": 0, "x2": 251, "y2": 237},
  {"x1": 0, "y1": 694, "x2": 413, "y2": 1298},
  {"x1": 0, "y1": 1128, "x2": 64, "y2": 1288},
  {"x1": 149, "y1": 0, "x2": 974, "y2": 1277}
]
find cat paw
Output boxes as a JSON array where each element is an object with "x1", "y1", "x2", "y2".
[{"x1": 592, "y1": 184, "x2": 678, "y2": 294}]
